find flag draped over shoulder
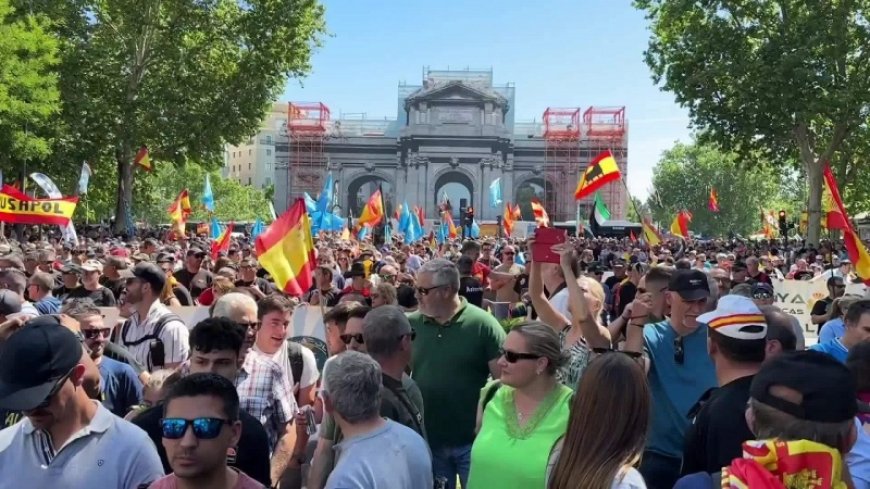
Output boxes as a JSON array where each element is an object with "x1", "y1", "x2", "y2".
[
  {"x1": 708, "y1": 188, "x2": 720, "y2": 213},
  {"x1": 574, "y1": 150, "x2": 621, "y2": 201},
  {"x1": 358, "y1": 189, "x2": 385, "y2": 227},
  {"x1": 823, "y1": 164, "x2": 870, "y2": 283},
  {"x1": 670, "y1": 210, "x2": 692, "y2": 238},
  {"x1": 255, "y1": 199, "x2": 315, "y2": 296},
  {"x1": 530, "y1": 199, "x2": 550, "y2": 227}
]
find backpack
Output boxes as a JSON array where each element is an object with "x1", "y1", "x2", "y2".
[
  {"x1": 287, "y1": 340, "x2": 305, "y2": 389},
  {"x1": 119, "y1": 313, "x2": 183, "y2": 370}
]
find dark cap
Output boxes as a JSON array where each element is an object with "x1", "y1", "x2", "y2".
[
  {"x1": 0, "y1": 316, "x2": 82, "y2": 410},
  {"x1": 0, "y1": 290, "x2": 21, "y2": 317},
  {"x1": 186, "y1": 247, "x2": 206, "y2": 258},
  {"x1": 344, "y1": 262, "x2": 366, "y2": 278},
  {"x1": 132, "y1": 262, "x2": 166, "y2": 292},
  {"x1": 751, "y1": 350, "x2": 856, "y2": 423},
  {"x1": 60, "y1": 262, "x2": 81, "y2": 274},
  {"x1": 668, "y1": 269, "x2": 710, "y2": 301},
  {"x1": 751, "y1": 282, "x2": 775, "y2": 298},
  {"x1": 155, "y1": 252, "x2": 176, "y2": 264}
]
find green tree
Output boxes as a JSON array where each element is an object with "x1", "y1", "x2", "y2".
[
  {"x1": 626, "y1": 196, "x2": 649, "y2": 223},
  {"x1": 649, "y1": 142, "x2": 782, "y2": 237},
  {"x1": 635, "y1": 0, "x2": 870, "y2": 244},
  {"x1": 0, "y1": 0, "x2": 60, "y2": 172},
  {"x1": 35, "y1": 0, "x2": 325, "y2": 234}
]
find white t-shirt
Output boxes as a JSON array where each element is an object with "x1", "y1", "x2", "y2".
[
  {"x1": 118, "y1": 301, "x2": 189, "y2": 371},
  {"x1": 256, "y1": 341, "x2": 319, "y2": 396},
  {"x1": 549, "y1": 288, "x2": 573, "y2": 324}
]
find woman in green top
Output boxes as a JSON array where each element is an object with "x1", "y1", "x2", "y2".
[{"x1": 467, "y1": 322, "x2": 572, "y2": 489}]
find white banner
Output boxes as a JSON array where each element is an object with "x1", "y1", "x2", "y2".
[{"x1": 771, "y1": 280, "x2": 865, "y2": 339}]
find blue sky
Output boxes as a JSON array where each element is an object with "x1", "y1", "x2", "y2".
[{"x1": 282, "y1": 0, "x2": 693, "y2": 200}]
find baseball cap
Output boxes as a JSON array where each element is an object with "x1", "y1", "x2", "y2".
[
  {"x1": 0, "y1": 290, "x2": 21, "y2": 317},
  {"x1": 751, "y1": 350, "x2": 856, "y2": 423},
  {"x1": 751, "y1": 282, "x2": 775, "y2": 299},
  {"x1": 132, "y1": 262, "x2": 166, "y2": 292},
  {"x1": 81, "y1": 260, "x2": 103, "y2": 273},
  {"x1": 0, "y1": 316, "x2": 82, "y2": 410},
  {"x1": 60, "y1": 262, "x2": 81, "y2": 274},
  {"x1": 697, "y1": 295, "x2": 767, "y2": 340},
  {"x1": 668, "y1": 269, "x2": 710, "y2": 301},
  {"x1": 187, "y1": 247, "x2": 206, "y2": 258}
]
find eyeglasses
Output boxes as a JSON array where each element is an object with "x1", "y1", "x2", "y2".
[
  {"x1": 753, "y1": 292, "x2": 772, "y2": 300},
  {"x1": 416, "y1": 284, "x2": 447, "y2": 295},
  {"x1": 592, "y1": 347, "x2": 643, "y2": 359},
  {"x1": 36, "y1": 368, "x2": 75, "y2": 409},
  {"x1": 236, "y1": 320, "x2": 260, "y2": 331},
  {"x1": 339, "y1": 333, "x2": 364, "y2": 345},
  {"x1": 674, "y1": 336, "x2": 685, "y2": 365},
  {"x1": 500, "y1": 348, "x2": 541, "y2": 363},
  {"x1": 160, "y1": 417, "x2": 231, "y2": 440},
  {"x1": 82, "y1": 328, "x2": 112, "y2": 340}
]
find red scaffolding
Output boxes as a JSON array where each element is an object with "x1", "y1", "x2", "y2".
[
  {"x1": 543, "y1": 107, "x2": 581, "y2": 222},
  {"x1": 288, "y1": 102, "x2": 330, "y2": 208},
  {"x1": 583, "y1": 106, "x2": 627, "y2": 219}
]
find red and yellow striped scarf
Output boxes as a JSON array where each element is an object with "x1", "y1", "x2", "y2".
[{"x1": 722, "y1": 439, "x2": 846, "y2": 489}]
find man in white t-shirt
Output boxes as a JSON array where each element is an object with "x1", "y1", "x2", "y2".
[{"x1": 254, "y1": 295, "x2": 319, "y2": 407}]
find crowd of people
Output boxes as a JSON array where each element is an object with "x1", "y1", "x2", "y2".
[{"x1": 0, "y1": 228, "x2": 867, "y2": 489}]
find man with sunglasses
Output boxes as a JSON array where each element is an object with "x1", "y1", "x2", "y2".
[
  {"x1": 623, "y1": 269, "x2": 716, "y2": 489},
  {"x1": 681, "y1": 296, "x2": 767, "y2": 476},
  {"x1": 173, "y1": 247, "x2": 214, "y2": 301},
  {"x1": 149, "y1": 373, "x2": 265, "y2": 489},
  {"x1": 0, "y1": 316, "x2": 164, "y2": 488}
]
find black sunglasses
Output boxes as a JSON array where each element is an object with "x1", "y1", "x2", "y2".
[
  {"x1": 592, "y1": 347, "x2": 643, "y2": 359},
  {"x1": 82, "y1": 328, "x2": 112, "y2": 340},
  {"x1": 674, "y1": 336, "x2": 685, "y2": 365},
  {"x1": 236, "y1": 320, "x2": 260, "y2": 331},
  {"x1": 339, "y1": 333, "x2": 364, "y2": 345},
  {"x1": 416, "y1": 284, "x2": 447, "y2": 296},
  {"x1": 160, "y1": 417, "x2": 231, "y2": 440},
  {"x1": 500, "y1": 348, "x2": 540, "y2": 363}
]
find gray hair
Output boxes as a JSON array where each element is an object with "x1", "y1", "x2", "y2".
[
  {"x1": 322, "y1": 351, "x2": 382, "y2": 424},
  {"x1": 511, "y1": 322, "x2": 568, "y2": 376},
  {"x1": 419, "y1": 258, "x2": 460, "y2": 291},
  {"x1": 212, "y1": 293, "x2": 257, "y2": 322},
  {"x1": 705, "y1": 272, "x2": 720, "y2": 312},
  {"x1": 363, "y1": 305, "x2": 411, "y2": 360},
  {"x1": 730, "y1": 283, "x2": 754, "y2": 299}
]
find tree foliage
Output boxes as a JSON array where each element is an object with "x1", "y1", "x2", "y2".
[
  {"x1": 635, "y1": 0, "x2": 870, "y2": 244},
  {"x1": 647, "y1": 142, "x2": 786, "y2": 237},
  {"x1": 26, "y1": 0, "x2": 325, "y2": 234},
  {"x1": 0, "y1": 0, "x2": 59, "y2": 170}
]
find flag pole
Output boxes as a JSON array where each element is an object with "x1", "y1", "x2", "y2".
[{"x1": 610, "y1": 147, "x2": 644, "y2": 223}]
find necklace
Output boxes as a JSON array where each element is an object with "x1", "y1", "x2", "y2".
[{"x1": 504, "y1": 385, "x2": 565, "y2": 440}]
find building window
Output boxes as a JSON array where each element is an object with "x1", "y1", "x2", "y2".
[
  {"x1": 248, "y1": 177, "x2": 252, "y2": 185},
  {"x1": 266, "y1": 149, "x2": 271, "y2": 156},
  {"x1": 266, "y1": 135, "x2": 272, "y2": 144},
  {"x1": 249, "y1": 149, "x2": 252, "y2": 155},
  {"x1": 248, "y1": 162, "x2": 252, "y2": 170}
]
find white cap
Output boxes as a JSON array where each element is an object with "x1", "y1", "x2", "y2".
[{"x1": 697, "y1": 295, "x2": 767, "y2": 340}]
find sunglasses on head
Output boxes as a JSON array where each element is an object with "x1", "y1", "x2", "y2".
[
  {"x1": 160, "y1": 417, "x2": 231, "y2": 440},
  {"x1": 500, "y1": 348, "x2": 540, "y2": 363},
  {"x1": 82, "y1": 328, "x2": 111, "y2": 340},
  {"x1": 339, "y1": 333, "x2": 364, "y2": 345}
]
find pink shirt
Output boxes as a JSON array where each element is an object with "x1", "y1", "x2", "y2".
[{"x1": 149, "y1": 470, "x2": 264, "y2": 489}]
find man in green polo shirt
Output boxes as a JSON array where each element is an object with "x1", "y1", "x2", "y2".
[{"x1": 409, "y1": 258, "x2": 505, "y2": 489}]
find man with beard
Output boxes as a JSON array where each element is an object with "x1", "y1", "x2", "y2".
[
  {"x1": 173, "y1": 247, "x2": 214, "y2": 301},
  {"x1": 0, "y1": 316, "x2": 163, "y2": 488}
]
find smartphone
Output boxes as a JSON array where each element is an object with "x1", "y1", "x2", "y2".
[{"x1": 532, "y1": 228, "x2": 567, "y2": 264}]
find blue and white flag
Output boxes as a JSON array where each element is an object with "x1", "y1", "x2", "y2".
[
  {"x1": 398, "y1": 202, "x2": 411, "y2": 235},
  {"x1": 489, "y1": 178, "x2": 503, "y2": 208},
  {"x1": 202, "y1": 174, "x2": 215, "y2": 212},
  {"x1": 470, "y1": 220, "x2": 481, "y2": 238},
  {"x1": 210, "y1": 217, "x2": 223, "y2": 240},
  {"x1": 78, "y1": 162, "x2": 92, "y2": 195},
  {"x1": 358, "y1": 225, "x2": 370, "y2": 241},
  {"x1": 384, "y1": 224, "x2": 392, "y2": 244},
  {"x1": 30, "y1": 172, "x2": 78, "y2": 245},
  {"x1": 251, "y1": 219, "x2": 265, "y2": 239},
  {"x1": 316, "y1": 173, "x2": 334, "y2": 215},
  {"x1": 405, "y1": 210, "x2": 423, "y2": 244},
  {"x1": 304, "y1": 192, "x2": 318, "y2": 215},
  {"x1": 515, "y1": 250, "x2": 526, "y2": 266}
]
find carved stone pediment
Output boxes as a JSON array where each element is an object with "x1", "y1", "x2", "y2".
[{"x1": 404, "y1": 81, "x2": 508, "y2": 111}]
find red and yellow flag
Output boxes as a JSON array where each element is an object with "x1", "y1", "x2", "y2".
[
  {"x1": 530, "y1": 198, "x2": 550, "y2": 227},
  {"x1": 358, "y1": 189, "x2": 385, "y2": 227},
  {"x1": 211, "y1": 221, "x2": 234, "y2": 259},
  {"x1": 574, "y1": 150, "x2": 622, "y2": 201},
  {"x1": 724, "y1": 439, "x2": 846, "y2": 489},
  {"x1": 641, "y1": 217, "x2": 662, "y2": 246},
  {"x1": 442, "y1": 211, "x2": 458, "y2": 238},
  {"x1": 512, "y1": 203, "x2": 522, "y2": 221},
  {"x1": 503, "y1": 201, "x2": 515, "y2": 237},
  {"x1": 168, "y1": 189, "x2": 192, "y2": 222},
  {"x1": 669, "y1": 210, "x2": 692, "y2": 238},
  {"x1": 134, "y1": 146, "x2": 153, "y2": 172},
  {"x1": 0, "y1": 185, "x2": 78, "y2": 226},
  {"x1": 823, "y1": 164, "x2": 870, "y2": 283},
  {"x1": 255, "y1": 199, "x2": 316, "y2": 296},
  {"x1": 708, "y1": 188, "x2": 720, "y2": 213}
]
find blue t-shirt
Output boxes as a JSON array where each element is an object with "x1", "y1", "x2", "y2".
[
  {"x1": 819, "y1": 318, "x2": 846, "y2": 344},
  {"x1": 99, "y1": 357, "x2": 143, "y2": 417},
  {"x1": 643, "y1": 320, "x2": 717, "y2": 458},
  {"x1": 810, "y1": 338, "x2": 849, "y2": 364},
  {"x1": 848, "y1": 418, "x2": 870, "y2": 489},
  {"x1": 34, "y1": 296, "x2": 61, "y2": 315}
]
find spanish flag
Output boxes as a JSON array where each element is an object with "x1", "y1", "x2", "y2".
[
  {"x1": 822, "y1": 178, "x2": 847, "y2": 230},
  {"x1": 823, "y1": 164, "x2": 870, "y2": 284},
  {"x1": 530, "y1": 198, "x2": 550, "y2": 227},
  {"x1": 211, "y1": 221, "x2": 234, "y2": 259},
  {"x1": 670, "y1": 210, "x2": 691, "y2": 238},
  {"x1": 442, "y1": 211, "x2": 458, "y2": 238},
  {"x1": 512, "y1": 203, "x2": 522, "y2": 221},
  {"x1": 641, "y1": 217, "x2": 662, "y2": 246},
  {"x1": 255, "y1": 199, "x2": 315, "y2": 296},
  {"x1": 358, "y1": 189, "x2": 385, "y2": 227},
  {"x1": 134, "y1": 146, "x2": 152, "y2": 172},
  {"x1": 708, "y1": 188, "x2": 720, "y2": 213},
  {"x1": 167, "y1": 190, "x2": 192, "y2": 238},
  {"x1": 574, "y1": 150, "x2": 621, "y2": 201},
  {"x1": 503, "y1": 201, "x2": 516, "y2": 237}
]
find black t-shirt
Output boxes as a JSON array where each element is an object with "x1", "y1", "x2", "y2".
[
  {"x1": 173, "y1": 268, "x2": 214, "y2": 299},
  {"x1": 681, "y1": 375, "x2": 755, "y2": 476},
  {"x1": 132, "y1": 404, "x2": 271, "y2": 487},
  {"x1": 811, "y1": 297, "x2": 834, "y2": 334},
  {"x1": 235, "y1": 277, "x2": 274, "y2": 295},
  {"x1": 616, "y1": 281, "x2": 637, "y2": 318},
  {"x1": 459, "y1": 276, "x2": 484, "y2": 308},
  {"x1": 172, "y1": 283, "x2": 194, "y2": 306},
  {"x1": 100, "y1": 276, "x2": 127, "y2": 302},
  {"x1": 604, "y1": 274, "x2": 624, "y2": 291},
  {"x1": 65, "y1": 286, "x2": 117, "y2": 307}
]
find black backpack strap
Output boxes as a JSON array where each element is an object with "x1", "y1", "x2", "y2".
[
  {"x1": 481, "y1": 380, "x2": 502, "y2": 412},
  {"x1": 151, "y1": 313, "x2": 182, "y2": 341},
  {"x1": 382, "y1": 381, "x2": 425, "y2": 437},
  {"x1": 287, "y1": 341, "x2": 304, "y2": 388}
]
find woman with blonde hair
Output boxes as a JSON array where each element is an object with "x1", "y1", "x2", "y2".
[
  {"x1": 371, "y1": 282, "x2": 398, "y2": 307},
  {"x1": 467, "y1": 322, "x2": 573, "y2": 489},
  {"x1": 548, "y1": 353, "x2": 650, "y2": 489},
  {"x1": 527, "y1": 235, "x2": 611, "y2": 388}
]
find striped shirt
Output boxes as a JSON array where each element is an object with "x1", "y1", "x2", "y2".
[
  {"x1": 118, "y1": 300, "x2": 190, "y2": 371},
  {"x1": 236, "y1": 351, "x2": 297, "y2": 453}
]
